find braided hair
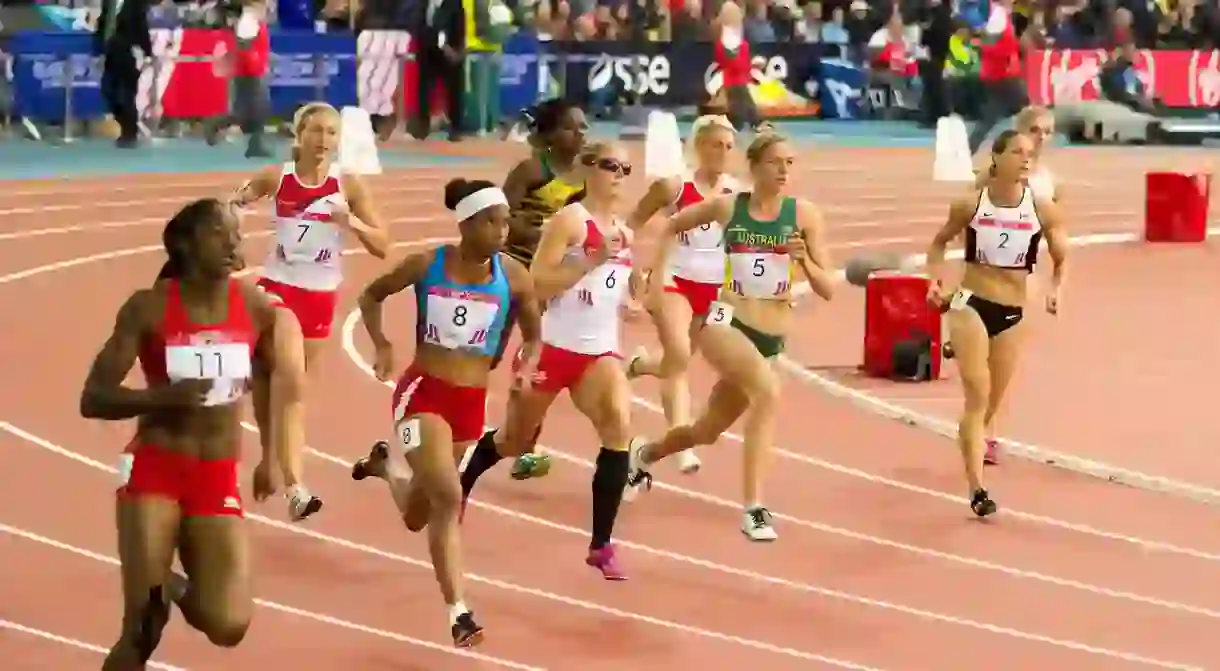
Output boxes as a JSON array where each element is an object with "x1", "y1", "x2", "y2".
[{"x1": 157, "y1": 198, "x2": 226, "y2": 280}]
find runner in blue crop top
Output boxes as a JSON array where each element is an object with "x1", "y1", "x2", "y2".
[{"x1": 350, "y1": 179, "x2": 543, "y2": 649}]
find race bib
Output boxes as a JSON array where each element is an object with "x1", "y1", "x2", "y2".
[
  {"x1": 705, "y1": 300, "x2": 734, "y2": 326},
  {"x1": 396, "y1": 417, "x2": 423, "y2": 454},
  {"x1": 423, "y1": 293, "x2": 500, "y2": 351},
  {"x1": 728, "y1": 252, "x2": 790, "y2": 297},
  {"x1": 276, "y1": 221, "x2": 336, "y2": 264},
  {"x1": 116, "y1": 453, "x2": 135, "y2": 486},
  {"x1": 949, "y1": 289, "x2": 974, "y2": 312},
  {"x1": 164, "y1": 343, "x2": 251, "y2": 406}
]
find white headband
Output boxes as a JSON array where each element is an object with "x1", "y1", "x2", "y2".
[{"x1": 454, "y1": 187, "x2": 508, "y2": 222}]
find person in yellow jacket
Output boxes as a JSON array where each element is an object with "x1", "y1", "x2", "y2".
[{"x1": 945, "y1": 22, "x2": 983, "y2": 117}]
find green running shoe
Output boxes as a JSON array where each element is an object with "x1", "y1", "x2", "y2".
[{"x1": 510, "y1": 453, "x2": 552, "y2": 480}]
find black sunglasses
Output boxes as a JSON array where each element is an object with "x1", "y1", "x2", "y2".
[{"x1": 585, "y1": 157, "x2": 632, "y2": 176}]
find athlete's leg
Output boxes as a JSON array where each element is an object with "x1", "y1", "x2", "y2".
[
  {"x1": 461, "y1": 385, "x2": 559, "y2": 498},
  {"x1": 631, "y1": 289, "x2": 701, "y2": 473},
  {"x1": 982, "y1": 321, "x2": 1026, "y2": 454},
  {"x1": 176, "y1": 515, "x2": 252, "y2": 648},
  {"x1": 570, "y1": 357, "x2": 634, "y2": 579},
  {"x1": 103, "y1": 498, "x2": 180, "y2": 670},
  {"x1": 946, "y1": 306, "x2": 996, "y2": 515},
  {"x1": 691, "y1": 323, "x2": 781, "y2": 539}
]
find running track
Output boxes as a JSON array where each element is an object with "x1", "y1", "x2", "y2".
[{"x1": 1, "y1": 143, "x2": 1219, "y2": 670}]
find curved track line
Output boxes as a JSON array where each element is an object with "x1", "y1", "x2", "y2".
[
  {"x1": 0, "y1": 518, "x2": 544, "y2": 671},
  {"x1": 785, "y1": 228, "x2": 1220, "y2": 505},
  {"x1": 336, "y1": 309, "x2": 1220, "y2": 618},
  {"x1": 2, "y1": 237, "x2": 1217, "y2": 563},
  {"x1": 0, "y1": 618, "x2": 187, "y2": 671}
]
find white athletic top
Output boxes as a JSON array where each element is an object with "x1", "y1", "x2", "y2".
[
  {"x1": 964, "y1": 186, "x2": 1042, "y2": 271},
  {"x1": 668, "y1": 173, "x2": 740, "y2": 284},
  {"x1": 541, "y1": 203, "x2": 632, "y2": 355},
  {"x1": 1027, "y1": 165, "x2": 1056, "y2": 201},
  {"x1": 261, "y1": 162, "x2": 346, "y2": 291}
]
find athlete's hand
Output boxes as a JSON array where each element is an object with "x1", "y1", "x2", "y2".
[
  {"x1": 328, "y1": 198, "x2": 353, "y2": 230},
  {"x1": 372, "y1": 342, "x2": 395, "y2": 382},
  {"x1": 926, "y1": 281, "x2": 949, "y2": 311},
  {"x1": 785, "y1": 231, "x2": 808, "y2": 263},
  {"x1": 589, "y1": 231, "x2": 624, "y2": 266},
  {"x1": 252, "y1": 459, "x2": 278, "y2": 502},
  {"x1": 153, "y1": 379, "x2": 213, "y2": 409},
  {"x1": 1045, "y1": 289, "x2": 1059, "y2": 315},
  {"x1": 513, "y1": 345, "x2": 540, "y2": 392}
]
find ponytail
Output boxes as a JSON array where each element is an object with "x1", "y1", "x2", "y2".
[{"x1": 157, "y1": 254, "x2": 183, "y2": 280}]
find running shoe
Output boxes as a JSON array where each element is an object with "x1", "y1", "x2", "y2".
[
  {"x1": 351, "y1": 441, "x2": 390, "y2": 481},
  {"x1": 586, "y1": 544, "x2": 627, "y2": 580},
  {"x1": 970, "y1": 488, "x2": 998, "y2": 517},
  {"x1": 288, "y1": 486, "x2": 324, "y2": 522},
  {"x1": 983, "y1": 439, "x2": 1000, "y2": 465},
  {"x1": 510, "y1": 453, "x2": 551, "y2": 480},
  {"x1": 622, "y1": 439, "x2": 654, "y2": 502},
  {"x1": 676, "y1": 449, "x2": 702, "y2": 474},
  {"x1": 451, "y1": 612, "x2": 484, "y2": 648},
  {"x1": 741, "y1": 506, "x2": 778, "y2": 541}
]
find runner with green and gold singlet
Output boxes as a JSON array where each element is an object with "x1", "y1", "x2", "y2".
[{"x1": 624, "y1": 133, "x2": 836, "y2": 542}]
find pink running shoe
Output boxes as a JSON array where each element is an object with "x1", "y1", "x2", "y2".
[
  {"x1": 984, "y1": 439, "x2": 1000, "y2": 465},
  {"x1": 585, "y1": 544, "x2": 627, "y2": 581}
]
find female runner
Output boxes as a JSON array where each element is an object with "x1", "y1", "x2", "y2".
[
  {"x1": 233, "y1": 101, "x2": 390, "y2": 517},
  {"x1": 349, "y1": 179, "x2": 541, "y2": 646},
  {"x1": 80, "y1": 198, "x2": 307, "y2": 668},
  {"x1": 928, "y1": 129, "x2": 1068, "y2": 516},
  {"x1": 461, "y1": 141, "x2": 638, "y2": 579},
  {"x1": 626, "y1": 133, "x2": 835, "y2": 542},
  {"x1": 625, "y1": 114, "x2": 740, "y2": 475},
  {"x1": 472, "y1": 97, "x2": 588, "y2": 483},
  {"x1": 966, "y1": 105, "x2": 1061, "y2": 465}
]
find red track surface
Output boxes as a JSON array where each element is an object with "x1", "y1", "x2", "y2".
[{"x1": 1, "y1": 144, "x2": 1219, "y2": 670}]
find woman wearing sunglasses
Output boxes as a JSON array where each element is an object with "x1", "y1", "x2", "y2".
[
  {"x1": 625, "y1": 133, "x2": 836, "y2": 542},
  {"x1": 624, "y1": 114, "x2": 740, "y2": 477},
  {"x1": 459, "y1": 141, "x2": 638, "y2": 580}
]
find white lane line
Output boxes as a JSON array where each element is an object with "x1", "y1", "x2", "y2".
[
  {"x1": 0, "y1": 617, "x2": 187, "y2": 671},
  {"x1": 1, "y1": 234, "x2": 1216, "y2": 562},
  {"x1": 0, "y1": 519, "x2": 545, "y2": 671},
  {"x1": 0, "y1": 420, "x2": 880, "y2": 669},
  {"x1": 785, "y1": 227, "x2": 1220, "y2": 506}
]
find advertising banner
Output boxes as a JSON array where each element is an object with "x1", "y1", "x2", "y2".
[{"x1": 1026, "y1": 48, "x2": 1220, "y2": 109}]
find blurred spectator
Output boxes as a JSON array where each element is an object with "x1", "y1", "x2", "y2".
[
  {"x1": 966, "y1": 0, "x2": 1027, "y2": 153},
  {"x1": 411, "y1": 0, "x2": 466, "y2": 140},
  {"x1": 868, "y1": 12, "x2": 920, "y2": 117}
]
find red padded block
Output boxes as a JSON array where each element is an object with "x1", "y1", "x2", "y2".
[
  {"x1": 862, "y1": 273, "x2": 942, "y2": 380},
  {"x1": 1145, "y1": 173, "x2": 1210, "y2": 243}
]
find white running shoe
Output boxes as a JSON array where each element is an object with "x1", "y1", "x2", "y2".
[
  {"x1": 741, "y1": 506, "x2": 778, "y2": 542},
  {"x1": 622, "y1": 438, "x2": 653, "y2": 503},
  {"x1": 675, "y1": 449, "x2": 701, "y2": 474},
  {"x1": 287, "y1": 485, "x2": 324, "y2": 522}
]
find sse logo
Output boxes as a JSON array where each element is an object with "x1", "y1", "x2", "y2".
[{"x1": 587, "y1": 54, "x2": 671, "y2": 97}]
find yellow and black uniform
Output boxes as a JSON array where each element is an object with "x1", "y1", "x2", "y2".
[{"x1": 504, "y1": 154, "x2": 585, "y2": 267}]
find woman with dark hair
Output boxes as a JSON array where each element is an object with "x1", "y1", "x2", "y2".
[
  {"x1": 927, "y1": 129, "x2": 1068, "y2": 517},
  {"x1": 80, "y1": 198, "x2": 307, "y2": 668},
  {"x1": 350, "y1": 178, "x2": 541, "y2": 647},
  {"x1": 463, "y1": 97, "x2": 588, "y2": 484}
]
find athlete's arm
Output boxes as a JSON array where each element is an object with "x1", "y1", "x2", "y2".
[
  {"x1": 927, "y1": 194, "x2": 975, "y2": 289},
  {"x1": 80, "y1": 290, "x2": 203, "y2": 419},
  {"x1": 503, "y1": 255, "x2": 542, "y2": 363},
  {"x1": 340, "y1": 172, "x2": 391, "y2": 259},
  {"x1": 246, "y1": 283, "x2": 307, "y2": 487},
  {"x1": 626, "y1": 177, "x2": 680, "y2": 232},
  {"x1": 1037, "y1": 195, "x2": 1069, "y2": 295},
  {"x1": 794, "y1": 199, "x2": 835, "y2": 301},
  {"x1": 233, "y1": 165, "x2": 281, "y2": 208},
  {"x1": 530, "y1": 207, "x2": 595, "y2": 300},
  {"x1": 503, "y1": 157, "x2": 547, "y2": 244},
  {"x1": 664, "y1": 194, "x2": 733, "y2": 237},
  {"x1": 358, "y1": 250, "x2": 433, "y2": 349}
]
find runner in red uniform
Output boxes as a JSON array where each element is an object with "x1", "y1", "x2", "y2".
[
  {"x1": 80, "y1": 198, "x2": 307, "y2": 668},
  {"x1": 625, "y1": 114, "x2": 739, "y2": 475},
  {"x1": 232, "y1": 101, "x2": 389, "y2": 518}
]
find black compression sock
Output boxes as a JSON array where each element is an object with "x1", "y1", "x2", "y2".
[
  {"x1": 460, "y1": 430, "x2": 503, "y2": 497},
  {"x1": 590, "y1": 447, "x2": 631, "y2": 550}
]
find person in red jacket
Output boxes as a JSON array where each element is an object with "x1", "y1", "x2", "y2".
[
  {"x1": 205, "y1": 0, "x2": 272, "y2": 158},
  {"x1": 965, "y1": 0, "x2": 1028, "y2": 154}
]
